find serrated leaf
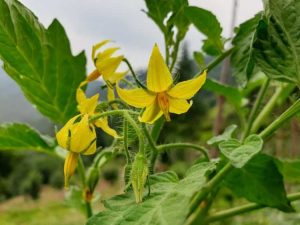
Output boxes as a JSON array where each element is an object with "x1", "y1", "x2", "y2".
[
  {"x1": 231, "y1": 13, "x2": 262, "y2": 86},
  {"x1": 185, "y1": 6, "x2": 223, "y2": 55},
  {"x1": 219, "y1": 134, "x2": 263, "y2": 168},
  {"x1": 224, "y1": 154, "x2": 294, "y2": 212},
  {"x1": 203, "y1": 79, "x2": 244, "y2": 107},
  {"x1": 87, "y1": 161, "x2": 217, "y2": 225},
  {"x1": 0, "y1": 123, "x2": 54, "y2": 153},
  {"x1": 207, "y1": 124, "x2": 238, "y2": 146},
  {"x1": 253, "y1": 0, "x2": 300, "y2": 85},
  {"x1": 0, "y1": 0, "x2": 86, "y2": 124}
]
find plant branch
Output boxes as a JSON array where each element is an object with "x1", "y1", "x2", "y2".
[
  {"x1": 205, "y1": 192, "x2": 300, "y2": 223},
  {"x1": 204, "y1": 47, "x2": 234, "y2": 73},
  {"x1": 157, "y1": 143, "x2": 209, "y2": 161},
  {"x1": 123, "y1": 58, "x2": 147, "y2": 89}
]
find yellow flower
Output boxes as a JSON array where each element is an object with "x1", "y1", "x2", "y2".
[
  {"x1": 56, "y1": 88, "x2": 118, "y2": 187},
  {"x1": 87, "y1": 40, "x2": 127, "y2": 101},
  {"x1": 76, "y1": 88, "x2": 118, "y2": 138},
  {"x1": 116, "y1": 44, "x2": 207, "y2": 124}
]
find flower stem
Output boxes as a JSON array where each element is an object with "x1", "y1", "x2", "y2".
[
  {"x1": 123, "y1": 58, "x2": 147, "y2": 89},
  {"x1": 205, "y1": 48, "x2": 234, "y2": 73},
  {"x1": 123, "y1": 118, "x2": 131, "y2": 163},
  {"x1": 205, "y1": 192, "x2": 300, "y2": 223},
  {"x1": 77, "y1": 156, "x2": 93, "y2": 218},
  {"x1": 157, "y1": 143, "x2": 209, "y2": 161}
]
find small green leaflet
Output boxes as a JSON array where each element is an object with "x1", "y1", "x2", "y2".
[
  {"x1": 219, "y1": 134, "x2": 263, "y2": 168},
  {"x1": 87, "y1": 161, "x2": 217, "y2": 225},
  {"x1": 0, "y1": 0, "x2": 86, "y2": 124},
  {"x1": 207, "y1": 124, "x2": 237, "y2": 146}
]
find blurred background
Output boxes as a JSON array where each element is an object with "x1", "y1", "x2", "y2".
[{"x1": 4, "y1": 1, "x2": 300, "y2": 225}]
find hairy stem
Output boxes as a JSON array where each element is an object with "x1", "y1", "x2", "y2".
[{"x1": 123, "y1": 58, "x2": 147, "y2": 89}]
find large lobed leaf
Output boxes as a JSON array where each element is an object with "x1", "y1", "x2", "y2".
[
  {"x1": 87, "y1": 161, "x2": 217, "y2": 225},
  {"x1": 225, "y1": 154, "x2": 294, "y2": 212},
  {"x1": 253, "y1": 0, "x2": 300, "y2": 86},
  {"x1": 0, "y1": 123, "x2": 55, "y2": 153},
  {"x1": 0, "y1": 0, "x2": 86, "y2": 124},
  {"x1": 231, "y1": 13, "x2": 262, "y2": 86}
]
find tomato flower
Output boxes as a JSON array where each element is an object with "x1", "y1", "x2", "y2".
[
  {"x1": 87, "y1": 40, "x2": 127, "y2": 101},
  {"x1": 117, "y1": 44, "x2": 207, "y2": 124},
  {"x1": 56, "y1": 88, "x2": 118, "y2": 187}
]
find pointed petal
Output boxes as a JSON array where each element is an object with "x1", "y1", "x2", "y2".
[
  {"x1": 94, "y1": 118, "x2": 119, "y2": 138},
  {"x1": 139, "y1": 101, "x2": 163, "y2": 124},
  {"x1": 107, "y1": 87, "x2": 115, "y2": 102},
  {"x1": 169, "y1": 97, "x2": 192, "y2": 114},
  {"x1": 77, "y1": 88, "x2": 99, "y2": 115},
  {"x1": 96, "y1": 47, "x2": 120, "y2": 61},
  {"x1": 92, "y1": 40, "x2": 110, "y2": 59},
  {"x1": 96, "y1": 56, "x2": 124, "y2": 81},
  {"x1": 70, "y1": 115, "x2": 96, "y2": 153},
  {"x1": 167, "y1": 71, "x2": 207, "y2": 99},
  {"x1": 107, "y1": 71, "x2": 127, "y2": 84},
  {"x1": 56, "y1": 115, "x2": 80, "y2": 150},
  {"x1": 82, "y1": 141, "x2": 97, "y2": 155},
  {"x1": 147, "y1": 44, "x2": 173, "y2": 92},
  {"x1": 64, "y1": 152, "x2": 79, "y2": 188},
  {"x1": 116, "y1": 84, "x2": 156, "y2": 108}
]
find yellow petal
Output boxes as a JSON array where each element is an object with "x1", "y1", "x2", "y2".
[
  {"x1": 56, "y1": 115, "x2": 80, "y2": 150},
  {"x1": 167, "y1": 70, "x2": 207, "y2": 99},
  {"x1": 77, "y1": 89, "x2": 99, "y2": 115},
  {"x1": 116, "y1": 84, "x2": 156, "y2": 108},
  {"x1": 169, "y1": 97, "x2": 192, "y2": 114},
  {"x1": 94, "y1": 118, "x2": 119, "y2": 138},
  {"x1": 96, "y1": 47, "x2": 119, "y2": 61},
  {"x1": 96, "y1": 56, "x2": 124, "y2": 81},
  {"x1": 82, "y1": 138, "x2": 97, "y2": 155},
  {"x1": 106, "y1": 71, "x2": 127, "y2": 84},
  {"x1": 64, "y1": 152, "x2": 79, "y2": 188},
  {"x1": 139, "y1": 100, "x2": 163, "y2": 124},
  {"x1": 70, "y1": 115, "x2": 96, "y2": 153},
  {"x1": 92, "y1": 40, "x2": 110, "y2": 60},
  {"x1": 147, "y1": 44, "x2": 173, "y2": 92}
]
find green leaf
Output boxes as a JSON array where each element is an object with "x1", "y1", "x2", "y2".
[
  {"x1": 231, "y1": 13, "x2": 262, "y2": 86},
  {"x1": 224, "y1": 154, "x2": 294, "y2": 212},
  {"x1": 144, "y1": 0, "x2": 173, "y2": 33},
  {"x1": 185, "y1": 6, "x2": 223, "y2": 55},
  {"x1": 193, "y1": 51, "x2": 205, "y2": 68},
  {"x1": 253, "y1": 0, "x2": 300, "y2": 85},
  {"x1": 219, "y1": 134, "x2": 263, "y2": 168},
  {"x1": 87, "y1": 161, "x2": 217, "y2": 225},
  {"x1": 203, "y1": 78, "x2": 245, "y2": 107},
  {"x1": 0, "y1": 0, "x2": 86, "y2": 124},
  {"x1": 0, "y1": 123, "x2": 55, "y2": 153},
  {"x1": 207, "y1": 124, "x2": 237, "y2": 146}
]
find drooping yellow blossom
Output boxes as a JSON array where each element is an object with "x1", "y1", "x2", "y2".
[
  {"x1": 87, "y1": 40, "x2": 127, "y2": 101},
  {"x1": 116, "y1": 44, "x2": 207, "y2": 124},
  {"x1": 56, "y1": 89, "x2": 118, "y2": 187}
]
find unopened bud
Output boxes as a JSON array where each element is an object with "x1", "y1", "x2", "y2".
[
  {"x1": 130, "y1": 153, "x2": 148, "y2": 203},
  {"x1": 86, "y1": 166, "x2": 100, "y2": 193}
]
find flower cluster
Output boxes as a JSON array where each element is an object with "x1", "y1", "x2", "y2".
[{"x1": 56, "y1": 42, "x2": 206, "y2": 202}]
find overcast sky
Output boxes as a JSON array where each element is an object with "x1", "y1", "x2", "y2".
[
  {"x1": 0, "y1": 0, "x2": 263, "y2": 125},
  {"x1": 20, "y1": 0, "x2": 263, "y2": 71}
]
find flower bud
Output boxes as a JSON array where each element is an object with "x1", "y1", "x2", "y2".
[
  {"x1": 64, "y1": 152, "x2": 79, "y2": 188},
  {"x1": 130, "y1": 153, "x2": 148, "y2": 203},
  {"x1": 86, "y1": 166, "x2": 100, "y2": 193}
]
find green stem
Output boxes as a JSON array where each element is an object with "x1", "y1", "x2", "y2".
[
  {"x1": 157, "y1": 143, "x2": 209, "y2": 161},
  {"x1": 123, "y1": 58, "x2": 147, "y2": 89},
  {"x1": 123, "y1": 111, "x2": 145, "y2": 155},
  {"x1": 170, "y1": 39, "x2": 180, "y2": 72},
  {"x1": 259, "y1": 98, "x2": 300, "y2": 139},
  {"x1": 164, "y1": 35, "x2": 170, "y2": 65},
  {"x1": 123, "y1": 118, "x2": 131, "y2": 163},
  {"x1": 205, "y1": 48, "x2": 234, "y2": 73},
  {"x1": 251, "y1": 85, "x2": 283, "y2": 134},
  {"x1": 242, "y1": 78, "x2": 270, "y2": 140},
  {"x1": 77, "y1": 156, "x2": 93, "y2": 218},
  {"x1": 205, "y1": 192, "x2": 300, "y2": 223},
  {"x1": 189, "y1": 163, "x2": 233, "y2": 214},
  {"x1": 89, "y1": 109, "x2": 139, "y2": 122}
]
